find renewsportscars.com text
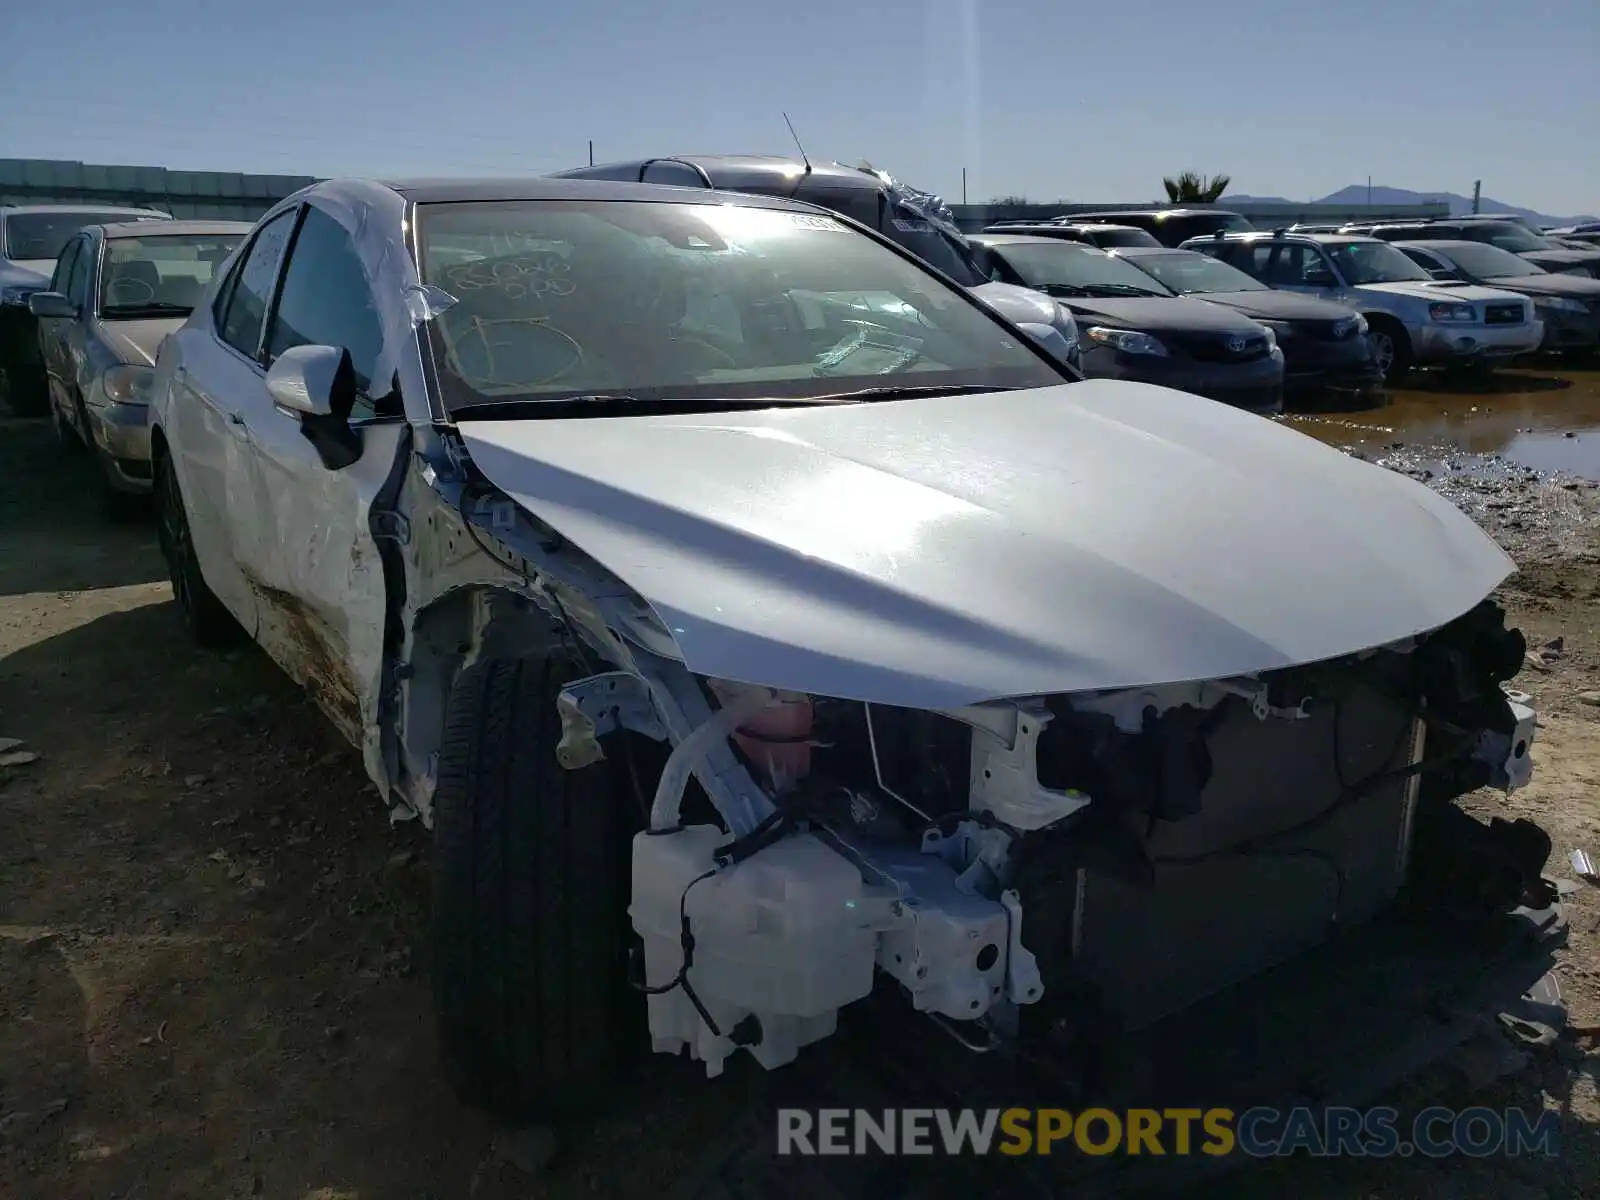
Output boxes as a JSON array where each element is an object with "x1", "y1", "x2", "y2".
[{"x1": 776, "y1": 1106, "x2": 1561, "y2": 1159}]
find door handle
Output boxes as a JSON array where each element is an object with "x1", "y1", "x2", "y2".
[{"x1": 225, "y1": 411, "x2": 251, "y2": 442}]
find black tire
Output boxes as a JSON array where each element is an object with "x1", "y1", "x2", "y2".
[
  {"x1": 155, "y1": 451, "x2": 242, "y2": 646},
  {"x1": 1365, "y1": 316, "x2": 1412, "y2": 381},
  {"x1": 432, "y1": 654, "x2": 641, "y2": 1120}
]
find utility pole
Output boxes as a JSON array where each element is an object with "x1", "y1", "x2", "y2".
[
  {"x1": 1471, "y1": 180, "x2": 1481, "y2": 214},
  {"x1": 588, "y1": 140, "x2": 595, "y2": 166},
  {"x1": 962, "y1": 167, "x2": 967, "y2": 205},
  {"x1": 1366, "y1": 175, "x2": 1372, "y2": 205}
]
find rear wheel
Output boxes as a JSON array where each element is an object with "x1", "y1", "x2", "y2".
[
  {"x1": 1366, "y1": 317, "x2": 1412, "y2": 381},
  {"x1": 155, "y1": 451, "x2": 241, "y2": 646},
  {"x1": 432, "y1": 654, "x2": 643, "y2": 1120}
]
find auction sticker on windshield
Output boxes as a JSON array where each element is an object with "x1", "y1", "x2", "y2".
[{"x1": 784, "y1": 213, "x2": 847, "y2": 232}]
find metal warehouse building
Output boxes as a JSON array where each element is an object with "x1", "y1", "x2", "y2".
[
  {"x1": 1, "y1": 156, "x2": 1450, "y2": 231},
  {"x1": 0, "y1": 157, "x2": 315, "y2": 220}
]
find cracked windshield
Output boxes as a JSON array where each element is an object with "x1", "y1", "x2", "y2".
[{"x1": 1, "y1": 1, "x2": 1596, "y2": 1199}]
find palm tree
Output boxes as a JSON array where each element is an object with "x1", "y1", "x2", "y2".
[{"x1": 1162, "y1": 172, "x2": 1231, "y2": 203}]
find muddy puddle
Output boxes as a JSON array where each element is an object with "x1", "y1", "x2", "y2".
[{"x1": 1283, "y1": 360, "x2": 1600, "y2": 561}]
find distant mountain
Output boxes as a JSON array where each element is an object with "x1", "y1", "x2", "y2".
[
  {"x1": 1219, "y1": 194, "x2": 1298, "y2": 206},
  {"x1": 1222, "y1": 185, "x2": 1595, "y2": 227}
]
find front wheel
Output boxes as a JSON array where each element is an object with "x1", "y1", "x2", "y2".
[
  {"x1": 432, "y1": 654, "x2": 642, "y2": 1120},
  {"x1": 1366, "y1": 318, "x2": 1412, "y2": 381},
  {"x1": 155, "y1": 451, "x2": 242, "y2": 646}
]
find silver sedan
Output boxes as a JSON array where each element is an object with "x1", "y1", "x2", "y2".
[{"x1": 29, "y1": 219, "x2": 251, "y2": 510}]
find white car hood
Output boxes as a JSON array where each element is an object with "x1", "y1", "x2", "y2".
[
  {"x1": 1358, "y1": 280, "x2": 1525, "y2": 304},
  {"x1": 458, "y1": 381, "x2": 1512, "y2": 709}
]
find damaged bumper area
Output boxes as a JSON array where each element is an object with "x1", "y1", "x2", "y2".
[{"x1": 605, "y1": 598, "x2": 1560, "y2": 1093}]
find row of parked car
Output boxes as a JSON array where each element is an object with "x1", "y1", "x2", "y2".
[
  {"x1": 0, "y1": 164, "x2": 1562, "y2": 1131},
  {"x1": 3, "y1": 160, "x2": 1598, "y2": 510}
]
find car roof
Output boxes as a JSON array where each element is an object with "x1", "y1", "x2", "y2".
[
  {"x1": 380, "y1": 174, "x2": 829, "y2": 211},
  {"x1": 970, "y1": 234, "x2": 1105, "y2": 250},
  {"x1": 1, "y1": 204, "x2": 170, "y2": 218},
  {"x1": 989, "y1": 222, "x2": 1146, "y2": 234},
  {"x1": 1073, "y1": 207, "x2": 1245, "y2": 218},
  {"x1": 1389, "y1": 239, "x2": 1527, "y2": 259},
  {"x1": 1193, "y1": 230, "x2": 1382, "y2": 245},
  {"x1": 551, "y1": 155, "x2": 887, "y2": 193},
  {"x1": 1103, "y1": 245, "x2": 1190, "y2": 257},
  {"x1": 98, "y1": 219, "x2": 255, "y2": 239}
]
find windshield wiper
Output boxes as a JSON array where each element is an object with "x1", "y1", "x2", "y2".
[
  {"x1": 1078, "y1": 284, "x2": 1168, "y2": 298},
  {"x1": 101, "y1": 301, "x2": 192, "y2": 317},
  {"x1": 452, "y1": 385, "x2": 1020, "y2": 419},
  {"x1": 805, "y1": 383, "x2": 1019, "y2": 402}
]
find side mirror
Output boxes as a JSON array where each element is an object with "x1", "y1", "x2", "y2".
[
  {"x1": 264, "y1": 344, "x2": 362, "y2": 470},
  {"x1": 265, "y1": 343, "x2": 347, "y2": 417},
  {"x1": 27, "y1": 291, "x2": 76, "y2": 319},
  {"x1": 1429, "y1": 268, "x2": 1455, "y2": 281}
]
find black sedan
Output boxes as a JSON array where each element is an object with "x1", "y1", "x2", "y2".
[
  {"x1": 1109, "y1": 246, "x2": 1382, "y2": 395},
  {"x1": 968, "y1": 235, "x2": 1285, "y2": 413},
  {"x1": 1392, "y1": 240, "x2": 1600, "y2": 353}
]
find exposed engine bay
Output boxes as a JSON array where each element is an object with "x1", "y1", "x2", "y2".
[{"x1": 561, "y1": 598, "x2": 1550, "y2": 1080}]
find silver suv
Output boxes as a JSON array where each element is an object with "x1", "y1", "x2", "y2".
[{"x1": 1181, "y1": 230, "x2": 1543, "y2": 378}]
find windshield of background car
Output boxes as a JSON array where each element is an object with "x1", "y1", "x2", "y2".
[
  {"x1": 99, "y1": 233, "x2": 246, "y2": 316},
  {"x1": 1159, "y1": 213, "x2": 1255, "y2": 242},
  {"x1": 988, "y1": 242, "x2": 1174, "y2": 297},
  {"x1": 1129, "y1": 251, "x2": 1267, "y2": 294},
  {"x1": 416, "y1": 199, "x2": 1063, "y2": 411},
  {"x1": 880, "y1": 208, "x2": 986, "y2": 287},
  {"x1": 1461, "y1": 223, "x2": 1547, "y2": 253},
  {"x1": 4, "y1": 212, "x2": 163, "y2": 261},
  {"x1": 1084, "y1": 227, "x2": 1162, "y2": 248},
  {"x1": 1324, "y1": 241, "x2": 1432, "y2": 285},
  {"x1": 1437, "y1": 242, "x2": 1545, "y2": 280}
]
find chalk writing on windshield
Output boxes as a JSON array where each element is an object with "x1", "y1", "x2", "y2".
[{"x1": 443, "y1": 252, "x2": 575, "y2": 301}]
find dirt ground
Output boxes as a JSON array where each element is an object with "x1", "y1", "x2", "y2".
[{"x1": 4, "y1": 366, "x2": 1600, "y2": 1199}]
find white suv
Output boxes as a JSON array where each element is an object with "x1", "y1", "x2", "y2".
[{"x1": 1182, "y1": 230, "x2": 1543, "y2": 378}]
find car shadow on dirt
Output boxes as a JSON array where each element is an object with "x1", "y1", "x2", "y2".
[
  {"x1": 0, "y1": 418, "x2": 165, "y2": 596},
  {"x1": 1404, "y1": 371, "x2": 1574, "y2": 398},
  {"x1": 0, "y1": 597, "x2": 789, "y2": 1199}
]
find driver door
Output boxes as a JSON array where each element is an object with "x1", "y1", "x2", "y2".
[{"x1": 227, "y1": 201, "x2": 406, "y2": 750}]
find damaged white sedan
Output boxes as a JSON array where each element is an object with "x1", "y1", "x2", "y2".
[{"x1": 147, "y1": 177, "x2": 1562, "y2": 1121}]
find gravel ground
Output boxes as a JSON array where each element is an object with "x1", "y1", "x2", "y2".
[{"x1": 3, "y1": 374, "x2": 1600, "y2": 1199}]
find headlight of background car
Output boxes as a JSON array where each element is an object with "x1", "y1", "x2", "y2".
[
  {"x1": 1428, "y1": 302, "x2": 1477, "y2": 323},
  {"x1": 1086, "y1": 326, "x2": 1168, "y2": 357},
  {"x1": 101, "y1": 364, "x2": 157, "y2": 406},
  {"x1": 1535, "y1": 296, "x2": 1587, "y2": 314}
]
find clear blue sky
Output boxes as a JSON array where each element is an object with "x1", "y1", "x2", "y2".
[{"x1": 4, "y1": 0, "x2": 1596, "y2": 217}]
